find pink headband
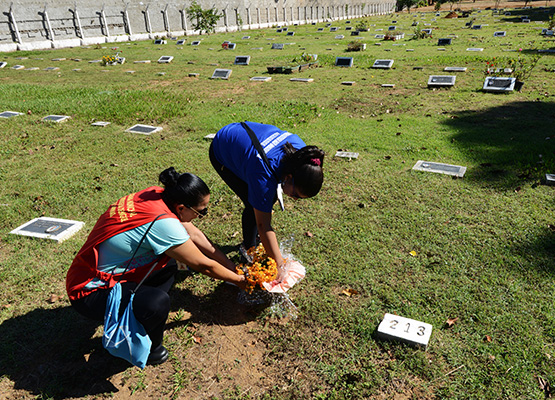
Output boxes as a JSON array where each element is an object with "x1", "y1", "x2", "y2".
[{"x1": 311, "y1": 158, "x2": 321, "y2": 166}]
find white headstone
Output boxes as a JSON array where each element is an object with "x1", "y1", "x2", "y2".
[
  {"x1": 91, "y1": 121, "x2": 111, "y2": 126},
  {"x1": 250, "y1": 76, "x2": 272, "y2": 81},
  {"x1": 125, "y1": 124, "x2": 163, "y2": 135},
  {"x1": 43, "y1": 115, "x2": 70, "y2": 122},
  {"x1": 377, "y1": 313, "x2": 433, "y2": 349}
]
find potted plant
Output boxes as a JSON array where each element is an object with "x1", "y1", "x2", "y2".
[{"x1": 346, "y1": 40, "x2": 366, "y2": 52}]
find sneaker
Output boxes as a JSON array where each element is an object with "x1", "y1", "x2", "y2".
[{"x1": 147, "y1": 345, "x2": 168, "y2": 365}]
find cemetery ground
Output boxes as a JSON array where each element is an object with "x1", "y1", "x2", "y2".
[{"x1": 1, "y1": 2, "x2": 555, "y2": 399}]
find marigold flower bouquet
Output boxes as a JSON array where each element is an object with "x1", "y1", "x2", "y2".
[{"x1": 236, "y1": 243, "x2": 278, "y2": 294}]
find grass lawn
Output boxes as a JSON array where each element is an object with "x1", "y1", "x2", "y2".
[{"x1": 1, "y1": 3, "x2": 555, "y2": 399}]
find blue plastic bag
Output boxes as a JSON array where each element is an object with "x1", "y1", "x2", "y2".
[{"x1": 102, "y1": 282, "x2": 152, "y2": 369}]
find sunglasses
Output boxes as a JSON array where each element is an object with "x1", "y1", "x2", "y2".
[{"x1": 186, "y1": 205, "x2": 209, "y2": 219}]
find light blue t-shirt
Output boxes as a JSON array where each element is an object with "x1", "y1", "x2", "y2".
[
  {"x1": 212, "y1": 122, "x2": 306, "y2": 213},
  {"x1": 84, "y1": 218, "x2": 189, "y2": 291}
]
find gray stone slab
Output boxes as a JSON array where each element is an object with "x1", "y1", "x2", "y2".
[
  {"x1": 0, "y1": 62, "x2": 7, "y2": 68},
  {"x1": 234, "y1": 56, "x2": 251, "y2": 65},
  {"x1": 466, "y1": 48, "x2": 484, "y2": 52},
  {"x1": 91, "y1": 121, "x2": 111, "y2": 126},
  {"x1": 43, "y1": 115, "x2": 70, "y2": 122},
  {"x1": 0, "y1": 111, "x2": 23, "y2": 118},
  {"x1": 10, "y1": 217, "x2": 84, "y2": 243},
  {"x1": 412, "y1": 160, "x2": 466, "y2": 177},
  {"x1": 250, "y1": 76, "x2": 271, "y2": 81},
  {"x1": 444, "y1": 67, "x2": 467, "y2": 72},
  {"x1": 335, "y1": 151, "x2": 359, "y2": 159},
  {"x1": 126, "y1": 124, "x2": 163, "y2": 135},
  {"x1": 335, "y1": 57, "x2": 353, "y2": 67},
  {"x1": 482, "y1": 77, "x2": 515, "y2": 92},
  {"x1": 271, "y1": 43, "x2": 285, "y2": 50},
  {"x1": 372, "y1": 59, "x2": 394, "y2": 69},
  {"x1": 289, "y1": 78, "x2": 313, "y2": 82},
  {"x1": 11, "y1": 65, "x2": 25, "y2": 70},
  {"x1": 211, "y1": 69, "x2": 232, "y2": 79},
  {"x1": 157, "y1": 56, "x2": 174, "y2": 63},
  {"x1": 427, "y1": 75, "x2": 456, "y2": 87},
  {"x1": 546, "y1": 174, "x2": 555, "y2": 186}
]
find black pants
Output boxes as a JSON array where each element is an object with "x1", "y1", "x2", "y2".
[
  {"x1": 209, "y1": 143, "x2": 258, "y2": 249},
  {"x1": 70, "y1": 264, "x2": 177, "y2": 352}
]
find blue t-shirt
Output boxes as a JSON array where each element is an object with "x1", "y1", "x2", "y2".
[
  {"x1": 84, "y1": 218, "x2": 189, "y2": 291},
  {"x1": 212, "y1": 122, "x2": 306, "y2": 213}
]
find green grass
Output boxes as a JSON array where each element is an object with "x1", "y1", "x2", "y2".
[{"x1": 1, "y1": 4, "x2": 555, "y2": 399}]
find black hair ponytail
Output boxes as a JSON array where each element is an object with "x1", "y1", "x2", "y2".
[
  {"x1": 159, "y1": 167, "x2": 210, "y2": 211},
  {"x1": 280, "y1": 144, "x2": 325, "y2": 198}
]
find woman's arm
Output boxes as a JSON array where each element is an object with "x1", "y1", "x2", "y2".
[
  {"x1": 165, "y1": 240, "x2": 246, "y2": 290},
  {"x1": 182, "y1": 222, "x2": 236, "y2": 272},
  {"x1": 253, "y1": 208, "x2": 284, "y2": 267}
]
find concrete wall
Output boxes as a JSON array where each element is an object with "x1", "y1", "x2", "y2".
[{"x1": 0, "y1": 0, "x2": 396, "y2": 52}]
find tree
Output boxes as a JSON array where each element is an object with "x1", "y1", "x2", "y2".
[
  {"x1": 397, "y1": 0, "x2": 419, "y2": 12},
  {"x1": 186, "y1": 1, "x2": 222, "y2": 34}
]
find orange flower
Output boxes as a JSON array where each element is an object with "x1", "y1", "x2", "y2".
[{"x1": 236, "y1": 243, "x2": 278, "y2": 294}]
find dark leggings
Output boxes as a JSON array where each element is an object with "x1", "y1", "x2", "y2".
[
  {"x1": 209, "y1": 143, "x2": 258, "y2": 248},
  {"x1": 70, "y1": 264, "x2": 177, "y2": 352}
]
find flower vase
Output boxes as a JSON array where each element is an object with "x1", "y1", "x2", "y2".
[{"x1": 514, "y1": 80, "x2": 524, "y2": 92}]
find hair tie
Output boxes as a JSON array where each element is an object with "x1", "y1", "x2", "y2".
[{"x1": 311, "y1": 158, "x2": 321, "y2": 167}]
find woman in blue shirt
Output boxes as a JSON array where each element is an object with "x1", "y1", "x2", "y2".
[{"x1": 209, "y1": 121, "x2": 324, "y2": 269}]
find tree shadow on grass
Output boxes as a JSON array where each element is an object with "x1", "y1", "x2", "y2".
[
  {"x1": 443, "y1": 100, "x2": 555, "y2": 188},
  {"x1": 0, "y1": 277, "x2": 257, "y2": 399}
]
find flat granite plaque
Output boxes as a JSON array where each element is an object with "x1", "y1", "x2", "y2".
[
  {"x1": 412, "y1": 160, "x2": 466, "y2": 177},
  {"x1": 157, "y1": 56, "x2": 174, "y2": 63},
  {"x1": 494, "y1": 31, "x2": 506, "y2": 37},
  {"x1": 372, "y1": 59, "x2": 394, "y2": 69},
  {"x1": 0, "y1": 111, "x2": 23, "y2": 118},
  {"x1": 466, "y1": 48, "x2": 484, "y2": 52},
  {"x1": 289, "y1": 78, "x2": 313, "y2": 82},
  {"x1": 191, "y1": 41, "x2": 201, "y2": 46},
  {"x1": 377, "y1": 313, "x2": 433, "y2": 349},
  {"x1": 204, "y1": 133, "x2": 216, "y2": 140},
  {"x1": 154, "y1": 39, "x2": 167, "y2": 45},
  {"x1": 11, "y1": 65, "x2": 25, "y2": 70},
  {"x1": 0, "y1": 62, "x2": 7, "y2": 68},
  {"x1": 271, "y1": 43, "x2": 284, "y2": 50},
  {"x1": 43, "y1": 115, "x2": 70, "y2": 122},
  {"x1": 10, "y1": 217, "x2": 84, "y2": 242},
  {"x1": 211, "y1": 69, "x2": 232, "y2": 79},
  {"x1": 91, "y1": 121, "x2": 111, "y2": 126},
  {"x1": 427, "y1": 75, "x2": 456, "y2": 87},
  {"x1": 335, "y1": 57, "x2": 353, "y2": 67},
  {"x1": 250, "y1": 76, "x2": 271, "y2": 81},
  {"x1": 176, "y1": 39, "x2": 186, "y2": 45},
  {"x1": 482, "y1": 77, "x2": 515, "y2": 92},
  {"x1": 437, "y1": 38, "x2": 452, "y2": 45},
  {"x1": 234, "y1": 56, "x2": 251, "y2": 65},
  {"x1": 125, "y1": 124, "x2": 163, "y2": 135},
  {"x1": 444, "y1": 67, "x2": 467, "y2": 72},
  {"x1": 335, "y1": 151, "x2": 359, "y2": 159}
]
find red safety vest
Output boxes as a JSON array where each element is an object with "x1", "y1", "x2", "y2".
[{"x1": 66, "y1": 186, "x2": 177, "y2": 300}]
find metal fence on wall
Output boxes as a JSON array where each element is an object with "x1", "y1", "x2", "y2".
[{"x1": 0, "y1": 0, "x2": 396, "y2": 52}]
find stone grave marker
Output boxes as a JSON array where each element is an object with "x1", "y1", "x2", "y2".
[
  {"x1": 482, "y1": 77, "x2": 516, "y2": 92},
  {"x1": 388, "y1": 26, "x2": 397, "y2": 31},
  {"x1": 350, "y1": 31, "x2": 360, "y2": 36},
  {"x1": 286, "y1": 32, "x2": 295, "y2": 36},
  {"x1": 375, "y1": 34, "x2": 385, "y2": 39},
  {"x1": 89, "y1": 60, "x2": 102, "y2": 63},
  {"x1": 444, "y1": 67, "x2": 467, "y2": 72},
  {"x1": 335, "y1": 57, "x2": 353, "y2": 67},
  {"x1": 289, "y1": 78, "x2": 313, "y2": 82},
  {"x1": 203, "y1": 133, "x2": 216, "y2": 141},
  {"x1": 412, "y1": 160, "x2": 466, "y2": 177},
  {"x1": 191, "y1": 41, "x2": 201, "y2": 46},
  {"x1": 0, "y1": 111, "x2": 22, "y2": 118},
  {"x1": 466, "y1": 48, "x2": 484, "y2": 51},
  {"x1": 427, "y1": 75, "x2": 456, "y2": 88},
  {"x1": 276, "y1": 29, "x2": 283, "y2": 33},
  {"x1": 494, "y1": 31, "x2": 506, "y2": 37},
  {"x1": 472, "y1": 24, "x2": 482, "y2": 30},
  {"x1": 234, "y1": 56, "x2": 251, "y2": 65},
  {"x1": 211, "y1": 69, "x2": 232, "y2": 79},
  {"x1": 10, "y1": 217, "x2": 84, "y2": 243},
  {"x1": 437, "y1": 38, "x2": 452, "y2": 46},
  {"x1": 242, "y1": 36, "x2": 251, "y2": 39},
  {"x1": 335, "y1": 35, "x2": 345, "y2": 39},
  {"x1": 91, "y1": 121, "x2": 110, "y2": 127},
  {"x1": 11, "y1": 65, "x2": 25, "y2": 70},
  {"x1": 342, "y1": 81, "x2": 356, "y2": 85},
  {"x1": 546, "y1": 174, "x2": 555, "y2": 186},
  {"x1": 522, "y1": 19, "x2": 530, "y2": 23},
  {"x1": 176, "y1": 39, "x2": 186, "y2": 45},
  {"x1": 250, "y1": 76, "x2": 271, "y2": 81},
  {"x1": 381, "y1": 84, "x2": 395, "y2": 87},
  {"x1": 345, "y1": 26, "x2": 352, "y2": 31},
  {"x1": 317, "y1": 28, "x2": 324, "y2": 32},
  {"x1": 51, "y1": 58, "x2": 66, "y2": 61},
  {"x1": 0, "y1": 62, "x2": 7, "y2": 68},
  {"x1": 188, "y1": 73, "x2": 199, "y2": 77},
  {"x1": 43, "y1": 115, "x2": 70, "y2": 122},
  {"x1": 335, "y1": 151, "x2": 359, "y2": 159},
  {"x1": 126, "y1": 124, "x2": 163, "y2": 135},
  {"x1": 421, "y1": 28, "x2": 432, "y2": 35},
  {"x1": 372, "y1": 59, "x2": 394, "y2": 69},
  {"x1": 157, "y1": 56, "x2": 174, "y2": 63},
  {"x1": 125, "y1": 70, "x2": 135, "y2": 74},
  {"x1": 282, "y1": 27, "x2": 288, "y2": 32},
  {"x1": 330, "y1": 27, "x2": 338, "y2": 32},
  {"x1": 25, "y1": 67, "x2": 40, "y2": 71},
  {"x1": 271, "y1": 43, "x2": 285, "y2": 50},
  {"x1": 154, "y1": 39, "x2": 167, "y2": 45},
  {"x1": 227, "y1": 43, "x2": 236, "y2": 49},
  {"x1": 134, "y1": 60, "x2": 151, "y2": 64}
]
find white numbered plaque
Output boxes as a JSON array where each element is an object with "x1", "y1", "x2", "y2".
[{"x1": 377, "y1": 313, "x2": 433, "y2": 349}]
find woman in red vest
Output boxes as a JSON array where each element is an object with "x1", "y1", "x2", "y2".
[{"x1": 66, "y1": 167, "x2": 246, "y2": 365}]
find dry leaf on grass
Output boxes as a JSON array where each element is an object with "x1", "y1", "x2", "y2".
[
  {"x1": 193, "y1": 335, "x2": 202, "y2": 344},
  {"x1": 483, "y1": 335, "x2": 492, "y2": 343},
  {"x1": 47, "y1": 294, "x2": 60, "y2": 304},
  {"x1": 305, "y1": 231, "x2": 314, "y2": 237},
  {"x1": 445, "y1": 317, "x2": 459, "y2": 328},
  {"x1": 409, "y1": 251, "x2": 417, "y2": 257},
  {"x1": 538, "y1": 376, "x2": 553, "y2": 397},
  {"x1": 341, "y1": 288, "x2": 359, "y2": 297}
]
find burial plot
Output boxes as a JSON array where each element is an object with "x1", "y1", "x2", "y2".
[
  {"x1": 271, "y1": 43, "x2": 285, "y2": 50},
  {"x1": 330, "y1": 27, "x2": 338, "y2": 32},
  {"x1": 250, "y1": 76, "x2": 271, "y2": 81},
  {"x1": 125, "y1": 124, "x2": 163, "y2": 135},
  {"x1": 0, "y1": 62, "x2": 7, "y2": 68},
  {"x1": 43, "y1": 115, "x2": 70, "y2": 122},
  {"x1": 157, "y1": 56, "x2": 174, "y2": 63},
  {"x1": 437, "y1": 38, "x2": 452, "y2": 45},
  {"x1": 412, "y1": 160, "x2": 466, "y2": 177},
  {"x1": 444, "y1": 67, "x2": 467, "y2": 72},
  {"x1": 234, "y1": 56, "x2": 251, "y2": 65},
  {"x1": 154, "y1": 39, "x2": 167, "y2": 45},
  {"x1": 227, "y1": 43, "x2": 237, "y2": 50},
  {"x1": 289, "y1": 78, "x2": 313, "y2": 82},
  {"x1": 91, "y1": 121, "x2": 110, "y2": 127},
  {"x1": 0, "y1": 111, "x2": 22, "y2": 118},
  {"x1": 482, "y1": 77, "x2": 515, "y2": 92},
  {"x1": 377, "y1": 313, "x2": 433, "y2": 349},
  {"x1": 335, "y1": 57, "x2": 353, "y2": 67},
  {"x1": 10, "y1": 217, "x2": 84, "y2": 243},
  {"x1": 372, "y1": 59, "x2": 394, "y2": 69},
  {"x1": 176, "y1": 40, "x2": 186, "y2": 45},
  {"x1": 335, "y1": 151, "x2": 359, "y2": 159},
  {"x1": 494, "y1": 31, "x2": 506, "y2": 37},
  {"x1": 211, "y1": 69, "x2": 232, "y2": 79},
  {"x1": 191, "y1": 41, "x2": 201, "y2": 46},
  {"x1": 427, "y1": 75, "x2": 456, "y2": 88},
  {"x1": 242, "y1": 36, "x2": 250, "y2": 39}
]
